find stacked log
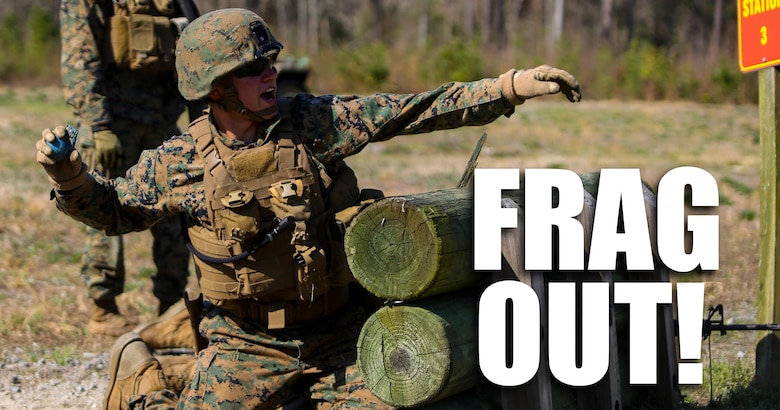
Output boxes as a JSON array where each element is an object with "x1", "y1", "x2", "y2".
[
  {"x1": 344, "y1": 188, "x2": 488, "y2": 301},
  {"x1": 356, "y1": 291, "x2": 480, "y2": 408},
  {"x1": 343, "y1": 173, "x2": 602, "y2": 302},
  {"x1": 344, "y1": 172, "x2": 666, "y2": 408}
]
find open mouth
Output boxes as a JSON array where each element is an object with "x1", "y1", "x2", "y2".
[{"x1": 261, "y1": 87, "x2": 276, "y2": 102}]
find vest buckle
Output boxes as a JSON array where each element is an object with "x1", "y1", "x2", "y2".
[
  {"x1": 270, "y1": 180, "x2": 303, "y2": 201},
  {"x1": 221, "y1": 190, "x2": 254, "y2": 208}
]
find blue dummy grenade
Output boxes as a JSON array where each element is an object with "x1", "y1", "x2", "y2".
[{"x1": 46, "y1": 125, "x2": 78, "y2": 161}]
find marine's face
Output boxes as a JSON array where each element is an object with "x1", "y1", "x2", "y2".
[{"x1": 231, "y1": 59, "x2": 279, "y2": 120}]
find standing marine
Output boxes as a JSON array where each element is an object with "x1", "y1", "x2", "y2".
[
  {"x1": 38, "y1": 7, "x2": 581, "y2": 409},
  {"x1": 60, "y1": 0, "x2": 193, "y2": 335}
]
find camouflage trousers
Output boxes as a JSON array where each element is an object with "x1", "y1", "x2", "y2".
[
  {"x1": 78, "y1": 118, "x2": 190, "y2": 311},
  {"x1": 132, "y1": 298, "x2": 395, "y2": 409}
]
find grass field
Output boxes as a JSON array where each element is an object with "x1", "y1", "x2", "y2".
[{"x1": 0, "y1": 86, "x2": 768, "y2": 408}]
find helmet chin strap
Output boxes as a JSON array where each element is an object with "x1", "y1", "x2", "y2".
[{"x1": 217, "y1": 83, "x2": 279, "y2": 122}]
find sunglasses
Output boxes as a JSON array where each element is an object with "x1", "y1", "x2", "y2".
[{"x1": 233, "y1": 57, "x2": 276, "y2": 78}]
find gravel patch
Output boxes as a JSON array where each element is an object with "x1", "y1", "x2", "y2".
[{"x1": 0, "y1": 349, "x2": 108, "y2": 409}]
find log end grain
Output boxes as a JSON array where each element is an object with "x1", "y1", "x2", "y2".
[
  {"x1": 345, "y1": 197, "x2": 441, "y2": 299},
  {"x1": 356, "y1": 305, "x2": 451, "y2": 407}
]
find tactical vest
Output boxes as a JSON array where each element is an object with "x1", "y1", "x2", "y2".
[
  {"x1": 103, "y1": 0, "x2": 184, "y2": 72},
  {"x1": 185, "y1": 101, "x2": 378, "y2": 314}
]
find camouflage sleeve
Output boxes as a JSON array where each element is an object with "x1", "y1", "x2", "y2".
[
  {"x1": 60, "y1": 0, "x2": 112, "y2": 128},
  {"x1": 54, "y1": 135, "x2": 205, "y2": 235},
  {"x1": 294, "y1": 77, "x2": 515, "y2": 165}
]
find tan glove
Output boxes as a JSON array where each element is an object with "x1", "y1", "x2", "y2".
[
  {"x1": 36, "y1": 126, "x2": 87, "y2": 191},
  {"x1": 502, "y1": 65, "x2": 582, "y2": 104},
  {"x1": 94, "y1": 129, "x2": 123, "y2": 170}
]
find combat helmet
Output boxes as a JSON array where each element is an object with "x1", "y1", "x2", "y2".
[{"x1": 176, "y1": 8, "x2": 283, "y2": 101}]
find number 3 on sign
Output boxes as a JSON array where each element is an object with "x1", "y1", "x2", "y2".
[{"x1": 761, "y1": 26, "x2": 768, "y2": 46}]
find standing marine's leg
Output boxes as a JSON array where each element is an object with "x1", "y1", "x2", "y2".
[
  {"x1": 149, "y1": 215, "x2": 190, "y2": 315},
  {"x1": 79, "y1": 122, "x2": 135, "y2": 336},
  {"x1": 82, "y1": 226, "x2": 134, "y2": 336}
]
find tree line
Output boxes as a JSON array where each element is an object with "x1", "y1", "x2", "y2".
[{"x1": 0, "y1": 0, "x2": 758, "y2": 103}]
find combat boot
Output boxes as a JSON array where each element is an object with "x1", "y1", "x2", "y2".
[
  {"x1": 133, "y1": 299, "x2": 194, "y2": 350},
  {"x1": 87, "y1": 305, "x2": 135, "y2": 337},
  {"x1": 156, "y1": 354, "x2": 197, "y2": 393},
  {"x1": 104, "y1": 332, "x2": 168, "y2": 410}
]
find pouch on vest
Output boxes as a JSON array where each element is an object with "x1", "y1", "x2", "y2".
[
  {"x1": 267, "y1": 171, "x2": 330, "y2": 301},
  {"x1": 118, "y1": 0, "x2": 176, "y2": 18},
  {"x1": 104, "y1": 0, "x2": 179, "y2": 72},
  {"x1": 295, "y1": 242, "x2": 329, "y2": 302},
  {"x1": 188, "y1": 223, "x2": 300, "y2": 299},
  {"x1": 217, "y1": 192, "x2": 263, "y2": 243}
]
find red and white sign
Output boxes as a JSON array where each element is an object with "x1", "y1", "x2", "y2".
[{"x1": 738, "y1": 0, "x2": 780, "y2": 73}]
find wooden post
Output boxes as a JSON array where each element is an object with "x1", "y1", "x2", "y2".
[
  {"x1": 757, "y1": 66, "x2": 780, "y2": 386},
  {"x1": 499, "y1": 193, "x2": 624, "y2": 410},
  {"x1": 498, "y1": 199, "x2": 554, "y2": 410}
]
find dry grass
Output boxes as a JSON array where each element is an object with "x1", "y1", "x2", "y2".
[
  {"x1": 0, "y1": 87, "x2": 199, "y2": 361},
  {"x1": 0, "y1": 87, "x2": 764, "y2": 407}
]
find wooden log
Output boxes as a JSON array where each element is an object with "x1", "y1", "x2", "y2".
[
  {"x1": 345, "y1": 188, "x2": 486, "y2": 301},
  {"x1": 344, "y1": 173, "x2": 602, "y2": 301},
  {"x1": 356, "y1": 291, "x2": 480, "y2": 407}
]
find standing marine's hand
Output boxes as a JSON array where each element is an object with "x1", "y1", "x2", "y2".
[
  {"x1": 94, "y1": 129, "x2": 123, "y2": 170},
  {"x1": 36, "y1": 126, "x2": 87, "y2": 191},
  {"x1": 508, "y1": 65, "x2": 582, "y2": 103}
]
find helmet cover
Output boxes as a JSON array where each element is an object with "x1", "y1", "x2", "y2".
[{"x1": 176, "y1": 8, "x2": 283, "y2": 100}]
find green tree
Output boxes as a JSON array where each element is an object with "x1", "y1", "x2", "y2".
[
  {"x1": 24, "y1": 5, "x2": 59, "y2": 78},
  {"x1": 0, "y1": 12, "x2": 22, "y2": 79}
]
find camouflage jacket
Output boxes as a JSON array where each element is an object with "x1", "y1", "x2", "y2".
[
  {"x1": 54, "y1": 79, "x2": 515, "y2": 233},
  {"x1": 60, "y1": 0, "x2": 184, "y2": 129}
]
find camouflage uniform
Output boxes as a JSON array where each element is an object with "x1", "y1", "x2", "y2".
[
  {"x1": 60, "y1": 0, "x2": 190, "y2": 317},
  {"x1": 44, "y1": 7, "x2": 580, "y2": 409},
  {"x1": 54, "y1": 80, "x2": 515, "y2": 408}
]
